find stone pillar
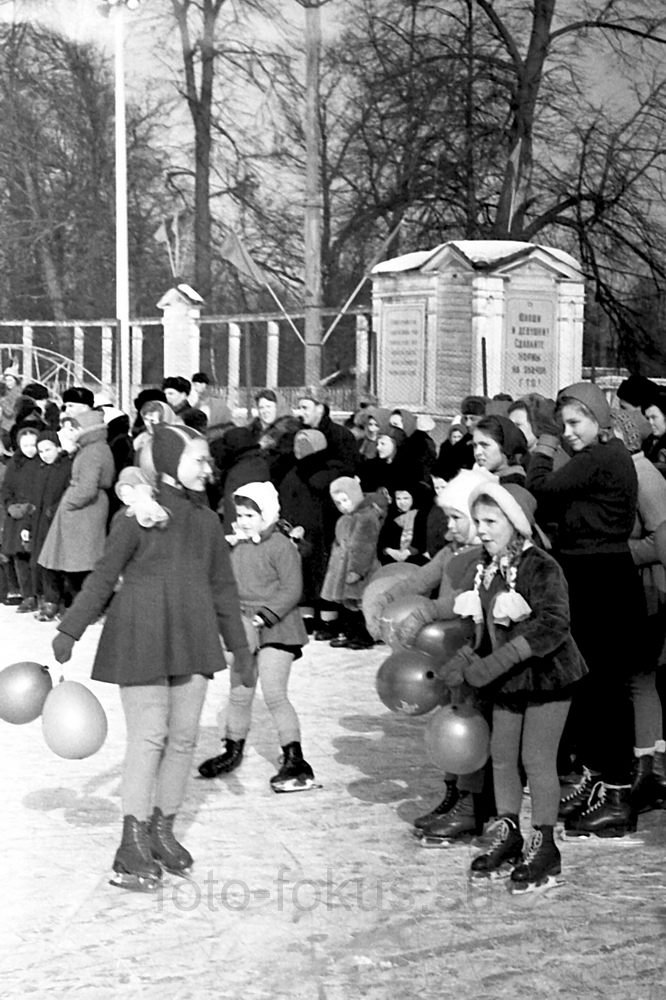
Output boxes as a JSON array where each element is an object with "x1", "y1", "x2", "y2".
[
  {"x1": 556, "y1": 284, "x2": 585, "y2": 387},
  {"x1": 355, "y1": 314, "x2": 369, "y2": 396},
  {"x1": 471, "y1": 276, "x2": 505, "y2": 397},
  {"x1": 228, "y1": 322, "x2": 241, "y2": 409},
  {"x1": 101, "y1": 324, "x2": 114, "y2": 388},
  {"x1": 21, "y1": 324, "x2": 33, "y2": 382},
  {"x1": 266, "y1": 321, "x2": 279, "y2": 388},
  {"x1": 131, "y1": 325, "x2": 143, "y2": 402},
  {"x1": 74, "y1": 325, "x2": 85, "y2": 384},
  {"x1": 156, "y1": 286, "x2": 204, "y2": 380}
]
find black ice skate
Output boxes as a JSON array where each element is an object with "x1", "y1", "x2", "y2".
[
  {"x1": 149, "y1": 807, "x2": 193, "y2": 877},
  {"x1": 413, "y1": 779, "x2": 459, "y2": 834},
  {"x1": 109, "y1": 815, "x2": 162, "y2": 893},
  {"x1": 418, "y1": 791, "x2": 483, "y2": 848},
  {"x1": 469, "y1": 816, "x2": 523, "y2": 881},
  {"x1": 557, "y1": 765, "x2": 598, "y2": 821},
  {"x1": 509, "y1": 825, "x2": 564, "y2": 895},
  {"x1": 197, "y1": 738, "x2": 245, "y2": 778},
  {"x1": 270, "y1": 741, "x2": 320, "y2": 793},
  {"x1": 564, "y1": 782, "x2": 637, "y2": 839}
]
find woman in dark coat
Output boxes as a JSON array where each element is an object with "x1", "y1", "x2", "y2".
[
  {"x1": 0, "y1": 426, "x2": 43, "y2": 611},
  {"x1": 31, "y1": 431, "x2": 73, "y2": 620}
]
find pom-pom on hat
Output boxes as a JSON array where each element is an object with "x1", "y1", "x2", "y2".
[
  {"x1": 329, "y1": 475, "x2": 364, "y2": 511},
  {"x1": 293, "y1": 428, "x2": 327, "y2": 460},
  {"x1": 62, "y1": 386, "x2": 94, "y2": 408},
  {"x1": 151, "y1": 423, "x2": 203, "y2": 481},
  {"x1": 469, "y1": 481, "x2": 536, "y2": 539},
  {"x1": 233, "y1": 481, "x2": 281, "y2": 529},
  {"x1": 557, "y1": 382, "x2": 611, "y2": 429}
]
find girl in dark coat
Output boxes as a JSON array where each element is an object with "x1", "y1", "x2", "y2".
[
  {"x1": 439, "y1": 482, "x2": 587, "y2": 892},
  {"x1": 53, "y1": 423, "x2": 252, "y2": 892},
  {"x1": 0, "y1": 427, "x2": 43, "y2": 611},
  {"x1": 31, "y1": 431, "x2": 73, "y2": 620}
]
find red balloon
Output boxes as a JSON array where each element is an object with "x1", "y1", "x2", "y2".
[
  {"x1": 0, "y1": 661, "x2": 52, "y2": 725},
  {"x1": 42, "y1": 681, "x2": 108, "y2": 760},
  {"x1": 425, "y1": 703, "x2": 490, "y2": 773},
  {"x1": 376, "y1": 649, "x2": 449, "y2": 716},
  {"x1": 379, "y1": 594, "x2": 434, "y2": 649},
  {"x1": 414, "y1": 618, "x2": 475, "y2": 665},
  {"x1": 655, "y1": 520, "x2": 666, "y2": 567}
]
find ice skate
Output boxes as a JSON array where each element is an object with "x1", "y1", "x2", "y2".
[
  {"x1": 197, "y1": 738, "x2": 245, "y2": 778},
  {"x1": 557, "y1": 765, "x2": 598, "y2": 821},
  {"x1": 564, "y1": 781, "x2": 637, "y2": 839},
  {"x1": 469, "y1": 816, "x2": 523, "y2": 881},
  {"x1": 418, "y1": 791, "x2": 482, "y2": 848},
  {"x1": 270, "y1": 741, "x2": 321, "y2": 793},
  {"x1": 509, "y1": 825, "x2": 564, "y2": 895},
  {"x1": 413, "y1": 779, "x2": 459, "y2": 834},
  {"x1": 109, "y1": 815, "x2": 162, "y2": 893},
  {"x1": 149, "y1": 807, "x2": 193, "y2": 877}
]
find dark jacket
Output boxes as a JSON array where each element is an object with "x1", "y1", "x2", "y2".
[
  {"x1": 315, "y1": 412, "x2": 358, "y2": 476},
  {"x1": 0, "y1": 451, "x2": 43, "y2": 556},
  {"x1": 31, "y1": 452, "x2": 73, "y2": 568}
]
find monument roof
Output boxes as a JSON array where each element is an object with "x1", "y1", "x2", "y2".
[{"x1": 372, "y1": 240, "x2": 581, "y2": 274}]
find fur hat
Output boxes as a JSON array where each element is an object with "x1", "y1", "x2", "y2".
[
  {"x1": 62, "y1": 386, "x2": 94, "y2": 408},
  {"x1": 162, "y1": 376, "x2": 191, "y2": 396},
  {"x1": 22, "y1": 382, "x2": 49, "y2": 401},
  {"x1": 557, "y1": 382, "x2": 611, "y2": 429},
  {"x1": 151, "y1": 423, "x2": 203, "y2": 480},
  {"x1": 611, "y1": 408, "x2": 651, "y2": 454},
  {"x1": 469, "y1": 481, "x2": 536, "y2": 539},
  {"x1": 293, "y1": 428, "x2": 327, "y2": 460},
  {"x1": 329, "y1": 475, "x2": 364, "y2": 511},
  {"x1": 461, "y1": 395, "x2": 486, "y2": 417},
  {"x1": 191, "y1": 372, "x2": 211, "y2": 385},
  {"x1": 616, "y1": 374, "x2": 659, "y2": 410},
  {"x1": 233, "y1": 481, "x2": 281, "y2": 529},
  {"x1": 134, "y1": 387, "x2": 166, "y2": 413}
]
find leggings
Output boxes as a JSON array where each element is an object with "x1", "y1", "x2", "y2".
[
  {"x1": 120, "y1": 674, "x2": 208, "y2": 819},
  {"x1": 225, "y1": 646, "x2": 300, "y2": 745},
  {"x1": 491, "y1": 699, "x2": 571, "y2": 826}
]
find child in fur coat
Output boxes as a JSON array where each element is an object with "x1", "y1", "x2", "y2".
[{"x1": 320, "y1": 475, "x2": 387, "y2": 649}]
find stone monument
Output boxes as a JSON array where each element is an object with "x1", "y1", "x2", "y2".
[{"x1": 157, "y1": 283, "x2": 204, "y2": 379}]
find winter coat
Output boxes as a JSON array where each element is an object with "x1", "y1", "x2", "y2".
[
  {"x1": 0, "y1": 451, "x2": 43, "y2": 556},
  {"x1": 212, "y1": 446, "x2": 272, "y2": 528},
  {"x1": 38, "y1": 422, "x2": 115, "y2": 572},
  {"x1": 229, "y1": 528, "x2": 308, "y2": 649},
  {"x1": 628, "y1": 451, "x2": 666, "y2": 665},
  {"x1": 31, "y1": 452, "x2": 73, "y2": 570},
  {"x1": 279, "y1": 450, "x2": 344, "y2": 602},
  {"x1": 321, "y1": 493, "x2": 386, "y2": 605},
  {"x1": 58, "y1": 483, "x2": 249, "y2": 685},
  {"x1": 315, "y1": 412, "x2": 359, "y2": 476},
  {"x1": 643, "y1": 431, "x2": 666, "y2": 477}
]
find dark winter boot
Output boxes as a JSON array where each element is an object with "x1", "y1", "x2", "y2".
[
  {"x1": 630, "y1": 755, "x2": 655, "y2": 814},
  {"x1": 149, "y1": 807, "x2": 193, "y2": 875},
  {"x1": 510, "y1": 825, "x2": 563, "y2": 894},
  {"x1": 109, "y1": 815, "x2": 162, "y2": 892},
  {"x1": 470, "y1": 815, "x2": 523, "y2": 880},
  {"x1": 270, "y1": 741, "x2": 318, "y2": 793},
  {"x1": 197, "y1": 738, "x2": 245, "y2": 779},
  {"x1": 413, "y1": 779, "x2": 459, "y2": 832},
  {"x1": 557, "y1": 765, "x2": 599, "y2": 820},
  {"x1": 418, "y1": 791, "x2": 483, "y2": 847},
  {"x1": 565, "y1": 782, "x2": 637, "y2": 838},
  {"x1": 652, "y1": 750, "x2": 666, "y2": 808}
]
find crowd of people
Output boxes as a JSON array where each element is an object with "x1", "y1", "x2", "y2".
[{"x1": 2, "y1": 363, "x2": 665, "y2": 894}]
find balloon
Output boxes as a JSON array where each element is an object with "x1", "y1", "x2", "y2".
[
  {"x1": 655, "y1": 520, "x2": 666, "y2": 567},
  {"x1": 414, "y1": 618, "x2": 475, "y2": 665},
  {"x1": 369, "y1": 562, "x2": 421, "y2": 584},
  {"x1": 379, "y1": 594, "x2": 434, "y2": 649},
  {"x1": 425, "y1": 703, "x2": 490, "y2": 773},
  {"x1": 376, "y1": 649, "x2": 449, "y2": 716},
  {"x1": 0, "y1": 661, "x2": 52, "y2": 725},
  {"x1": 42, "y1": 680, "x2": 108, "y2": 760}
]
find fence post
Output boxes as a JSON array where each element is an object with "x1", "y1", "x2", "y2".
[
  {"x1": 74, "y1": 325, "x2": 85, "y2": 384},
  {"x1": 228, "y1": 322, "x2": 241, "y2": 410},
  {"x1": 131, "y1": 324, "x2": 143, "y2": 402},
  {"x1": 22, "y1": 324, "x2": 34, "y2": 382},
  {"x1": 266, "y1": 320, "x2": 279, "y2": 388},
  {"x1": 355, "y1": 313, "x2": 369, "y2": 401},
  {"x1": 101, "y1": 325, "x2": 114, "y2": 388}
]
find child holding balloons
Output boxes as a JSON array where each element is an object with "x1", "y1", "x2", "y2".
[
  {"x1": 437, "y1": 481, "x2": 587, "y2": 892},
  {"x1": 53, "y1": 423, "x2": 252, "y2": 892}
]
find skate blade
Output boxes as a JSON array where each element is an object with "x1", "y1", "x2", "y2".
[
  {"x1": 418, "y1": 833, "x2": 476, "y2": 849},
  {"x1": 469, "y1": 865, "x2": 515, "y2": 883},
  {"x1": 562, "y1": 827, "x2": 638, "y2": 841},
  {"x1": 271, "y1": 778, "x2": 323, "y2": 793},
  {"x1": 109, "y1": 871, "x2": 161, "y2": 893},
  {"x1": 509, "y1": 875, "x2": 565, "y2": 895}
]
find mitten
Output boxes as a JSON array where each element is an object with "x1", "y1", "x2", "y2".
[
  {"x1": 392, "y1": 600, "x2": 438, "y2": 647},
  {"x1": 346, "y1": 571, "x2": 361, "y2": 584},
  {"x1": 53, "y1": 632, "x2": 75, "y2": 664},
  {"x1": 7, "y1": 503, "x2": 28, "y2": 519},
  {"x1": 462, "y1": 640, "x2": 528, "y2": 687},
  {"x1": 435, "y1": 645, "x2": 478, "y2": 686},
  {"x1": 530, "y1": 397, "x2": 560, "y2": 439}
]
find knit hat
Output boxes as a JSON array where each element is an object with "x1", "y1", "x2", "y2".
[
  {"x1": 151, "y1": 423, "x2": 203, "y2": 481},
  {"x1": 616, "y1": 374, "x2": 659, "y2": 410},
  {"x1": 233, "y1": 481, "x2": 280, "y2": 529},
  {"x1": 469, "y1": 481, "x2": 536, "y2": 538},
  {"x1": 293, "y1": 428, "x2": 327, "y2": 460},
  {"x1": 437, "y1": 468, "x2": 496, "y2": 542},
  {"x1": 162, "y1": 375, "x2": 191, "y2": 396},
  {"x1": 461, "y1": 395, "x2": 486, "y2": 417},
  {"x1": 448, "y1": 420, "x2": 465, "y2": 440},
  {"x1": 62, "y1": 386, "x2": 94, "y2": 408},
  {"x1": 611, "y1": 408, "x2": 651, "y2": 454},
  {"x1": 557, "y1": 382, "x2": 611, "y2": 429},
  {"x1": 329, "y1": 475, "x2": 364, "y2": 511},
  {"x1": 36, "y1": 430, "x2": 60, "y2": 447},
  {"x1": 476, "y1": 414, "x2": 528, "y2": 461}
]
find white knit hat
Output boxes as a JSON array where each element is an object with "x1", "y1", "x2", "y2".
[
  {"x1": 437, "y1": 468, "x2": 495, "y2": 542},
  {"x1": 232, "y1": 481, "x2": 280, "y2": 529}
]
